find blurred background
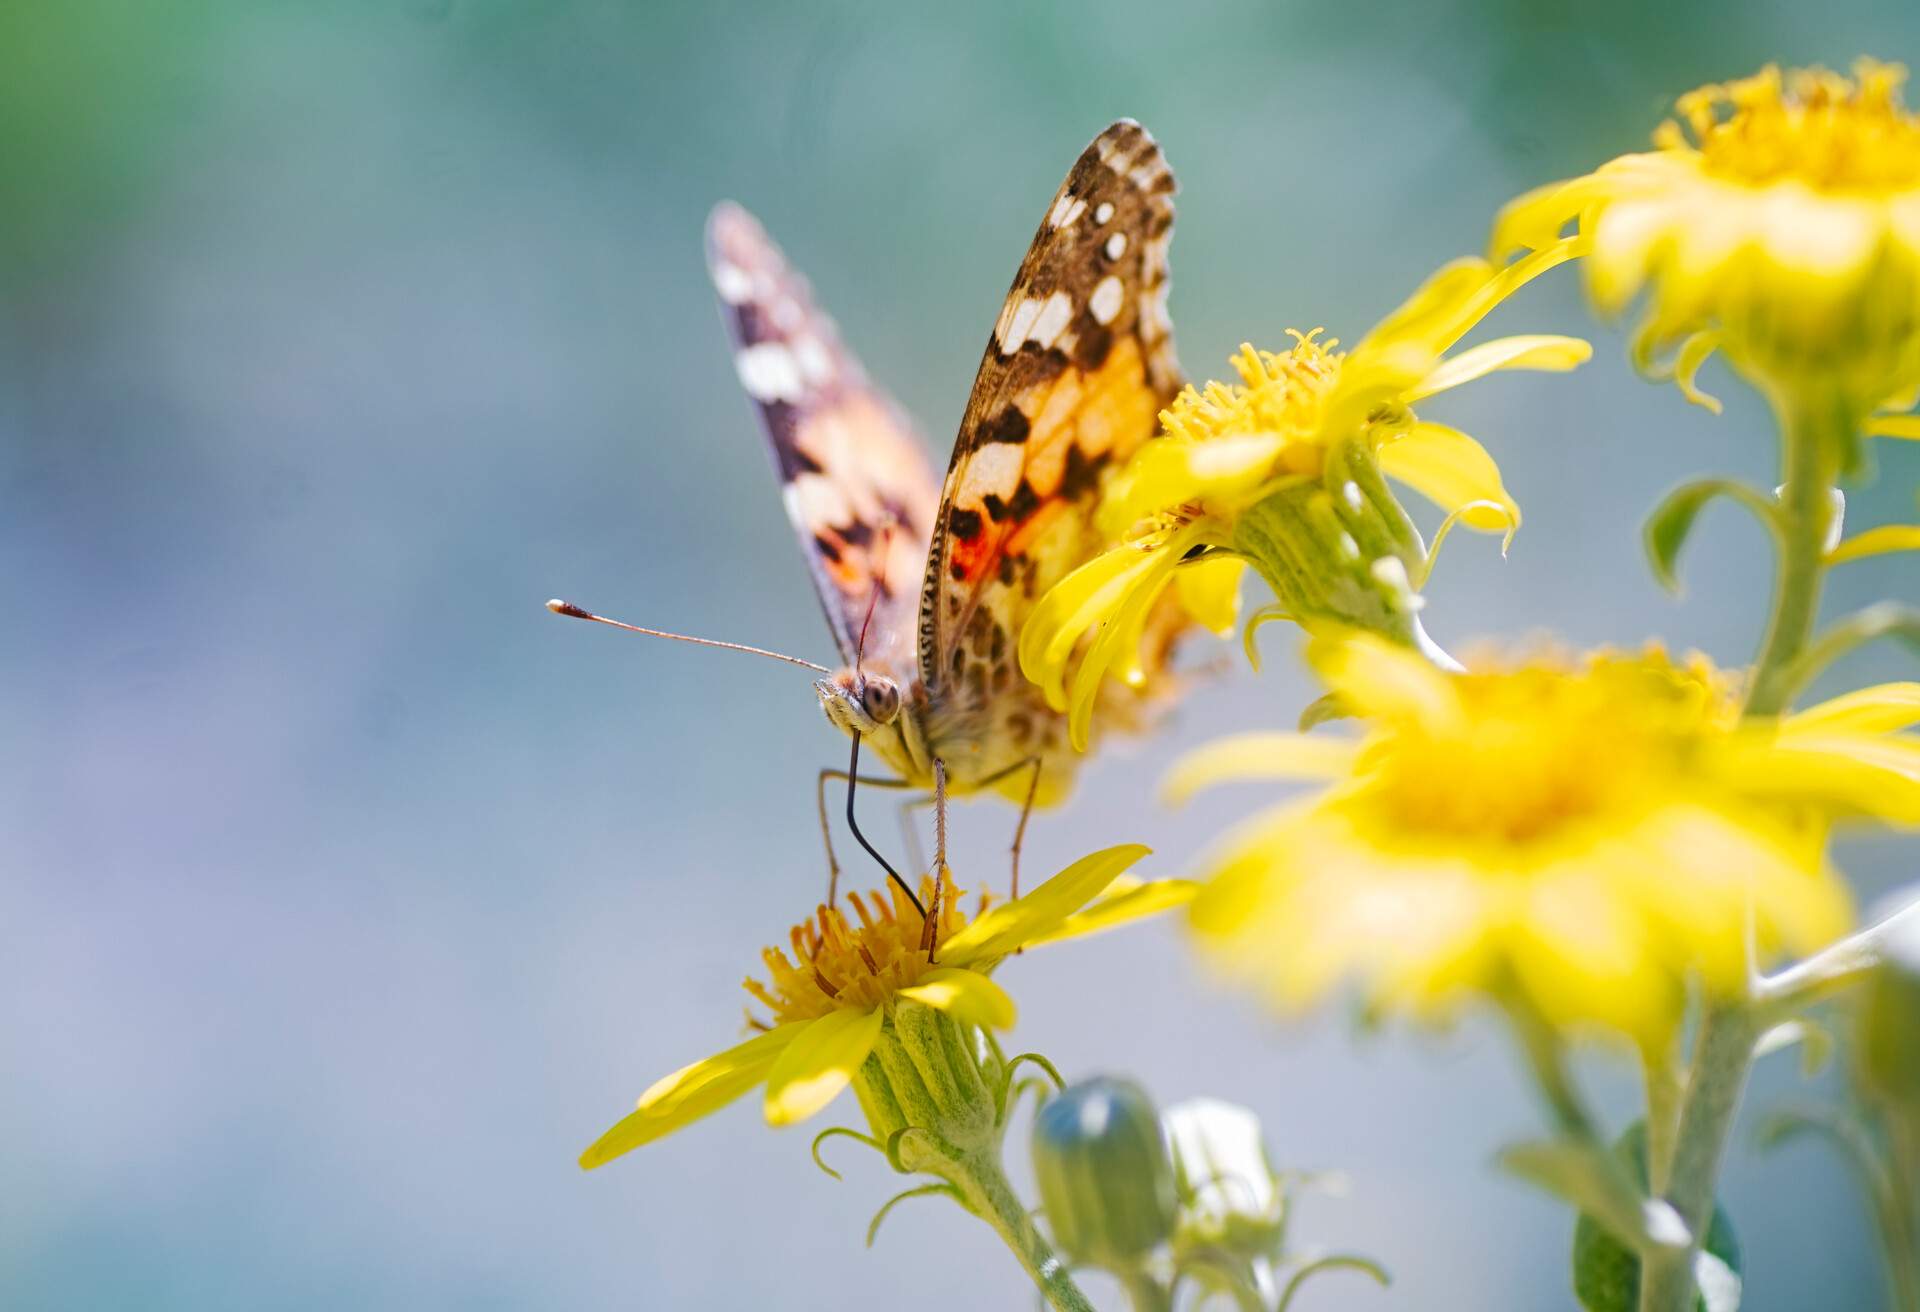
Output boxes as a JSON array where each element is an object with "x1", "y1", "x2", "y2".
[{"x1": 4, "y1": 1, "x2": 1918, "y2": 1307}]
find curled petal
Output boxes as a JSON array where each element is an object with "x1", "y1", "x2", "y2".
[
  {"x1": 1868, "y1": 415, "x2": 1920, "y2": 440},
  {"x1": 1376, "y1": 422, "x2": 1522, "y2": 532},
  {"x1": 1175, "y1": 554, "x2": 1245, "y2": 636},
  {"x1": 764, "y1": 1007, "x2": 885, "y2": 1127},
  {"x1": 1672, "y1": 330, "x2": 1725, "y2": 414},
  {"x1": 1407, "y1": 334, "x2": 1592, "y2": 401},
  {"x1": 1018, "y1": 546, "x2": 1169, "y2": 712}
]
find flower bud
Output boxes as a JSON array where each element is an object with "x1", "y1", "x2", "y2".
[
  {"x1": 1859, "y1": 896, "x2": 1920, "y2": 1107},
  {"x1": 1164, "y1": 1098, "x2": 1287, "y2": 1261},
  {"x1": 1030, "y1": 1077, "x2": 1177, "y2": 1270}
]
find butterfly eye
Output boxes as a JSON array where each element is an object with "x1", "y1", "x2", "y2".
[{"x1": 860, "y1": 676, "x2": 901, "y2": 725}]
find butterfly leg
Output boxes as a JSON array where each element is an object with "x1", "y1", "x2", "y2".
[
  {"x1": 816, "y1": 759, "x2": 916, "y2": 907},
  {"x1": 920, "y1": 757, "x2": 949, "y2": 960},
  {"x1": 1006, "y1": 757, "x2": 1043, "y2": 903}
]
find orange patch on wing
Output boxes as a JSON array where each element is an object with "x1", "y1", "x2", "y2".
[{"x1": 946, "y1": 340, "x2": 1158, "y2": 586}]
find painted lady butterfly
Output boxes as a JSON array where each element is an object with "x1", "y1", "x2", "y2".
[{"x1": 560, "y1": 121, "x2": 1188, "y2": 907}]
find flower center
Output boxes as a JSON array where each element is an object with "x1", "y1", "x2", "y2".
[
  {"x1": 1356, "y1": 652, "x2": 1739, "y2": 848},
  {"x1": 1667, "y1": 60, "x2": 1920, "y2": 193},
  {"x1": 743, "y1": 873, "x2": 974, "y2": 1025},
  {"x1": 1160, "y1": 333, "x2": 1341, "y2": 471}
]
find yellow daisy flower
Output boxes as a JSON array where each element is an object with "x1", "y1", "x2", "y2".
[
  {"x1": 580, "y1": 845, "x2": 1192, "y2": 1168},
  {"x1": 1177, "y1": 636, "x2": 1920, "y2": 1045},
  {"x1": 1494, "y1": 59, "x2": 1920, "y2": 463},
  {"x1": 1019, "y1": 253, "x2": 1589, "y2": 751}
]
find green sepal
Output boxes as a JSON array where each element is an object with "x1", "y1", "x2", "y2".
[
  {"x1": 1275, "y1": 1254, "x2": 1392, "y2": 1312},
  {"x1": 810, "y1": 1125, "x2": 885, "y2": 1181},
  {"x1": 865, "y1": 1182, "x2": 962, "y2": 1248},
  {"x1": 1642, "y1": 479, "x2": 1780, "y2": 595}
]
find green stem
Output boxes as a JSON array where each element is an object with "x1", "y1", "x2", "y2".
[
  {"x1": 1743, "y1": 390, "x2": 1842, "y2": 719},
  {"x1": 951, "y1": 1150, "x2": 1096, "y2": 1312},
  {"x1": 1882, "y1": 1108, "x2": 1920, "y2": 1312},
  {"x1": 1642, "y1": 388, "x2": 1844, "y2": 1312},
  {"x1": 1643, "y1": 1040, "x2": 1685, "y2": 1196}
]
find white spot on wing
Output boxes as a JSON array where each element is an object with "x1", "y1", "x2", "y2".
[
  {"x1": 1094, "y1": 201, "x2": 1115, "y2": 225},
  {"x1": 1089, "y1": 276, "x2": 1124, "y2": 326},
  {"x1": 1030, "y1": 292, "x2": 1074, "y2": 349},
  {"x1": 965, "y1": 442, "x2": 1024, "y2": 500},
  {"x1": 737, "y1": 342, "x2": 805, "y2": 402},
  {"x1": 785, "y1": 473, "x2": 853, "y2": 528},
  {"x1": 1104, "y1": 232, "x2": 1128, "y2": 260},
  {"x1": 712, "y1": 262, "x2": 753, "y2": 304},
  {"x1": 1048, "y1": 195, "x2": 1088, "y2": 229},
  {"x1": 998, "y1": 297, "x2": 1044, "y2": 355},
  {"x1": 791, "y1": 336, "x2": 834, "y2": 386}
]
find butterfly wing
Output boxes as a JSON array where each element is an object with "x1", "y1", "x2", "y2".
[
  {"x1": 916, "y1": 121, "x2": 1184, "y2": 781},
  {"x1": 707, "y1": 202, "x2": 941, "y2": 675}
]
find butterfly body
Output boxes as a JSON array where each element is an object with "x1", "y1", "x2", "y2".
[{"x1": 708, "y1": 120, "x2": 1186, "y2": 822}]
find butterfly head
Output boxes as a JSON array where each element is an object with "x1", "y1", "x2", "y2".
[{"x1": 816, "y1": 667, "x2": 903, "y2": 737}]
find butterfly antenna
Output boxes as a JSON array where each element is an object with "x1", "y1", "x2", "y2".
[
  {"x1": 852, "y1": 519, "x2": 895, "y2": 670},
  {"x1": 545, "y1": 600, "x2": 831, "y2": 673}
]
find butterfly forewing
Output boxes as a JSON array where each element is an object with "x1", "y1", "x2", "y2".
[
  {"x1": 915, "y1": 121, "x2": 1184, "y2": 784},
  {"x1": 706, "y1": 203, "x2": 941, "y2": 677}
]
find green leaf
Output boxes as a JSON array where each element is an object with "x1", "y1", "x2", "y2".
[
  {"x1": 1500, "y1": 1137, "x2": 1682, "y2": 1253},
  {"x1": 1642, "y1": 480, "x2": 1779, "y2": 595},
  {"x1": 1779, "y1": 603, "x2": 1920, "y2": 703},
  {"x1": 1571, "y1": 1122, "x2": 1742, "y2": 1312}
]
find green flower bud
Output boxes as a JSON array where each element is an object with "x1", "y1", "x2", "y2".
[
  {"x1": 1859, "y1": 900, "x2": 1920, "y2": 1107},
  {"x1": 1031, "y1": 1077, "x2": 1178, "y2": 1271}
]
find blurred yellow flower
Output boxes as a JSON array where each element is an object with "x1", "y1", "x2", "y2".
[
  {"x1": 579, "y1": 846, "x2": 1193, "y2": 1168},
  {"x1": 1178, "y1": 637, "x2": 1920, "y2": 1044},
  {"x1": 1019, "y1": 255, "x2": 1588, "y2": 750},
  {"x1": 1494, "y1": 59, "x2": 1920, "y2": 458}
]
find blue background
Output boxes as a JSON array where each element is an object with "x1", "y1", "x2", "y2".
[{"x1": 4, "y1": 2, "x2": 1917, "y2": 1307}]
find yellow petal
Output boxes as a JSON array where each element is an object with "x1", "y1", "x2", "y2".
[
  {"x1": 940, "y1": 843, "x2": 1151, "y2": 965},
  {"x1": 762, "y1": 1007, "x2": 884, "y2": 1127},
  {"x1": 1105, "y1": 433, "x2": 1287, "y2": 528},
  {"x1": 1310, "y1": 633, "x2": 1463, "y2": 731},
  {"x1": 580, "y1": 1022, "x2": 806, "y2": 1168},
  {"x1": 1069, "y1": 554, "x2": 1179, "y2": 750},
  {"x1": 1509, "y1": 869, "x2": 1675, "y2": 1042},
  {"x1": 1175, "y1": 555, "x2": 1245, "y2": 635},
  {"x1": 1018, "y1": 545, "x2": 1168, "y2": 712},
  {"x1": 1023, "y1": 877, "x2": 1200, "y2": 949},
  {"x1": 1162, "y1": 732, "x2": 1359, "y2": 805},
  {"x1": 1827, "y1": 525, "x2": 1920, "y2": 566},
  {"x1": 1786, "y1": 683, "x2": 1920, "y2": 736},
  {"x1": 1671, "y1": 330, "x2": 1724, "y2": 414},
  {"x1": 896, "y1": 966, "x2": 1017, "y2": 1029},
  {"x1": 1376, "y1": 421, "x2": 1521, "y2": 532},
  {"x1": 1730, "y1": 736, "x2": 1920, "y2": 826},
  {"x1": 1406, "y1": 334, "x2": 1592, "y2": 401},
  {"x1": 1868, "y1": 415, "x2": 1920, "y2": 440}
]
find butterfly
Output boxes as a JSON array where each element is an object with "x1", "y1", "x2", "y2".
[{"x1": 557, "y1": 121, "x2": 1187, "y2": 910}]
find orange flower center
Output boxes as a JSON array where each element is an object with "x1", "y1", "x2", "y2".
[{"x1": 743, "y1": 873, "x2": 977, "y2": 1024}]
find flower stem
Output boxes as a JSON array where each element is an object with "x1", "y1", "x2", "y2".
[
  {"x1": 1641, "y1": 388, "x2": 1844, "y2": 1312},
  {"x1": 950, "y1": 1150, "x2": 1096, "y2": 1312}
]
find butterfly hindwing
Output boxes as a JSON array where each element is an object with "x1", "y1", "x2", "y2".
[
  {"x1": 916, "y1": 121, "x2": 1183, "y2": 768},
  {"x1": 706, "y1": 203, "x2": 941, "y2": 677}
]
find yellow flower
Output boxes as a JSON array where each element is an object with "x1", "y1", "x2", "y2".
[
  {"x1": 579, "y1": 845, "x2": 1193, "y2": 1168},
  {"x1": 1020, "y1": 254, "x2": 1589, "y2": 750},
  {"x1": 1177, "y1": 637, "x2": 1920, "y2": 1044},
  {"x1": 1494, "y1": 59, "x2": 1920, "y2": 456}
]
